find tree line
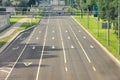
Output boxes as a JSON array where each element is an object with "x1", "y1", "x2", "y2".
[
  {"x1": 0, "y1": 0, "x2": 39, "y2": 7},
  {"x1": 65, "y1": 0, "x2": 118, "y2": 31}
]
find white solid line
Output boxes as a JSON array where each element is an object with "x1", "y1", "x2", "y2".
[
  {"x1": 35, "y1": 18, "x2": 49, "y2": 80},
  {"x1": 59, "y1": 22, "x2": 67, "y2": 64},
  {"x1": 69, "y1": 26, "x2": 91, "y2": 63},
  {"x1": 65, "y1": 67, "x2": 68, "y2": 72},
  {"x1": 5, "y1": 27, "x2": 37, "y2": 80},
  {"x1": 92, "y1": 66, "x2": 96, "y2": 71}
]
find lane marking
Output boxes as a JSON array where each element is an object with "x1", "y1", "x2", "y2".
[
  {"x1": 59, "y1": 22, "x2": 67, "y2": 64},
  {"x1": 69, "y1": 26, "x2": 91, "y2": 63},
  {"x1": 71, "y1": 45, "x2": 74, "y2": 49},
  {"x1": 90, "y1": 45, "x2": 94, "y2": 49},
  {"x1": 65, "y1": 67, "x2": 68, "y2": 72},
  {"x1": 68, "y1": 36, "x2": 71, "y2": 39},
  {"x1": 52, "y1": 30, "x2": 55, "y2": 33},
  {"x1": 5, "y1": 26, "x2": 37, "y2": 80},
  {"x1": 65, "y1": 30, "x2": 68, "y2": 33},
  {"x1": 52, "y1": 45, "x2": 55, "y2": 49},
  {"x1": 20, "y1": 37, "x2": 25, "y2": 40},
  {"x1": 32, "y1": 46, "x2": 36, "y2": 50},
  {"x1": 39, "y1": 31, "x2": 41, "y2": 33},
  {"x1": 83, "y1": 36, "x2": 86, "y2": 39},
  {"x1": 12, "y1": 46, "x2": 19, "y2": 50},
  {"x1": 36, "y1": 37, "x2": 39, "y2": 40},
  {"x1": 52, "y1": 37, "x2": 55, "y2": 40},
  {"x1": 24, "y1": 62, "x2": 32, "y2": 66},
  {"x1": 92, "y1": 66, "x2": 96, "y2": 71},
  {"x1": 36, "y1": 18, "x2": 49, "y2": 80}
]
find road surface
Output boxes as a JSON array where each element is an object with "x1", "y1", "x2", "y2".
[{"x1": 0, "y1": 15, "x2": 120, "y2": 80}]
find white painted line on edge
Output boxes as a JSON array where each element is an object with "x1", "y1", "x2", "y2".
[
  {"x1": 83, "y1": 36, "x2": 86, "y2": 39},
  {"x1": 65, "y1": 30, "x2": 68, "y2": 33},
  {"x1": 0, "y1": 70, "x2": 10, "y2": 73}
]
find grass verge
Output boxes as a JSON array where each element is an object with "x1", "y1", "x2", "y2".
[
  {"x1": 0, "y1": 16, "x2": 41, "y2": 48},
  {"x1": 74, "y1": 16, "x2": 120, "y2": 60}
]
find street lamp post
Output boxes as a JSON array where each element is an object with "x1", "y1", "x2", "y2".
[{"x1": 118, "y1": 0, "x2": 120, "y2": 55}]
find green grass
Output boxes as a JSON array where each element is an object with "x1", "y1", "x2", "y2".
[
  {"x1": 0, "y1": 16, "x2": 41, "y2": 48},
  {"x1": 74, "y1": 16, "x2": 120, "y2": 60}
]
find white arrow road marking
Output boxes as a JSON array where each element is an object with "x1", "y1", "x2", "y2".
[
  {"x1": 71, "y1": 45, "x2": 74, "y2": 49},
  {"x1": 25, "y1": 31, "x2": 30, "y2": 34},
  {"x1": 20, "y1": 37, "x2": 25, "y2": 40},
  {"x1": 68, "y1": 36, "x2": 71, "y2": 39},
  {"x1": 12, "y1": 46, "x2": 19, "y2": 50},
  {"x1": 52, "y1": 45, "x2": 55, "y2": 49},
  {"x1": 52, "y1": 37, "x2": 55, "y2": 40},
  {"x1": 24, "y1": 62, "x2": 33, "y2": 67},
  {"x1": 90, "y1": 45, "x2": 94, "y2": 48}
]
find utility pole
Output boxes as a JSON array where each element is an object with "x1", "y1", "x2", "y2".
[
  {"x1": 118, "y1": 0, "x2": 120, "y2": 55},
  {"x1": 107, "y1": 1, "x2": 110, "y2": 46}
]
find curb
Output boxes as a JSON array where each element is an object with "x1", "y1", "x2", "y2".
[
  {"x1": 71, "y1": 16, "x2": 120, "y2": 67},
  {"x1": 0, "y1": 26, "x2": 35, "y2": 54}
]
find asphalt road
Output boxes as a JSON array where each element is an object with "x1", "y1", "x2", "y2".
[{"x1": 0, "y1": 15, "x2": 120, "y2": 80}]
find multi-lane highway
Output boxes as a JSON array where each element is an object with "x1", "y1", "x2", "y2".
[{"x1": 0, "y1": 14, "x2": 120, "y2": 80}]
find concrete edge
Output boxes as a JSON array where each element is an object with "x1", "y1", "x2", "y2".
[
  {"x1": 71, "y1": 16, "x2": 120, "y2": 67},
  {"x1": 0, "y1": 25, "x2": 35, "y2": 53}
]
